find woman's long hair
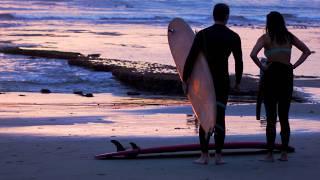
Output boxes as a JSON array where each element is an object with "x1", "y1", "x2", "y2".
[{"x1": 266, "y1": 11, "x2": 293, "y2": 45}]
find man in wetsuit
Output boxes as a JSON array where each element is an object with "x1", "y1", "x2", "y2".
[{"x1": 182, "y1": 3, "x2": 243, "y2": 165}]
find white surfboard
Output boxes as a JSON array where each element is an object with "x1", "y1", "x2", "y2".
[{"x1": 168, "y1": 18, "x2": 216, "y2": 136}]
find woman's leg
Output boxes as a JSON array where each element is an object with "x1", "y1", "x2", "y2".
[
  {"x1": 264, "y1": 98, "x2": 277, "y2": 152},
  {"x1": 278, "y1": 100, "x2": 291, "y2": 161},
  {"x1": 262, "y1": 67, "x2": 278, "y2": 161},
  {"x1": 278, "y1": 68, "x2": 293, "y2": 161}
]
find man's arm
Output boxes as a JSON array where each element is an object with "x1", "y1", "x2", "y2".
[
  {"x1": 232, "y1": 34, "x2": 243, "y2": 88},
  {"x1": 182, "y1": 32, "x2": 202, "y2": 82}
]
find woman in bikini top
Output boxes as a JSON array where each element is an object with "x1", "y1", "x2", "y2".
[{"x1": 250, "y1": 11, "x2": 312, "y2": 162}]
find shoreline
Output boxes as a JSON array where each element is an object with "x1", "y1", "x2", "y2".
[
  {"x1": 0, "y1": 47, "x2": 315, "y2": 102},
  {"x1": 0, "y1": 92, "x2": 319, "y2": 137}
]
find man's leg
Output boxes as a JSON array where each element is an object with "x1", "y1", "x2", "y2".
[
  {"x1": 199, "y1": 125, "x2": 210, "y2": 153},
  {"x1": 214, "y1": 101, "x2": 226, "y2": 165},
  {"x1": 194, "y1": 125, "x2": 211, "y2": 164}
]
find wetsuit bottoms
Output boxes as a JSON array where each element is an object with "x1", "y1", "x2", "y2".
[
  {"x1": 199, "y1": 86, "x2": 228, "y2": 154},
  {"x1": 263, "y1": 62, "x2": 293, "y2": 152}
]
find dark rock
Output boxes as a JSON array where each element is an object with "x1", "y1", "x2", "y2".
[
  {"x1": 0, "y1": 13, "x2": 16, "y2": 20},
  {"x1": 0, "y1": 47, "x2": 85, "y2": 60},
  {"x1": 84, "y1": 93, "x2": 94, "y2": 97},
  {"x1": 40, "y1": 89, "x2": 51, "y2": 94},
  {"x1": 127, "y1": 91, "x2": 141, "y2": 96},
  {"x1": 73, "y1": 91, "x2": 84, "y2": 95}
]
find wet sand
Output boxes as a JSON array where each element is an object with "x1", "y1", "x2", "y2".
[{"x1": 0, "y1": 92, "x2": 319, "y2": 180}]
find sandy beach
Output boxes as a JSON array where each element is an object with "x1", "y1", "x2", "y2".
[{"x1": 0, "y1": 93, "x2": 319, "y2": 180}]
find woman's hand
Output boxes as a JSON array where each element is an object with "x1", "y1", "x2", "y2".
[{"x1": 260, "y1": 63, "x2": 270, "y2": 72}]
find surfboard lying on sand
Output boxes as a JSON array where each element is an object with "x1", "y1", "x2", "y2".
[
  {"x1": 95, "y1": 140, "x2": 295, "y2": 159},
  {"x1": 168, "y1": 17, "x2": 216, "y2": 136}
]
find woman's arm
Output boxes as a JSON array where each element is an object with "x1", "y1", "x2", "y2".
[
  {"x1": 291, "y1": 34, "x2": 312, "y2": 69},
  {"x1": 250, "y1": 35, "x2": 266, "y2": 70}
]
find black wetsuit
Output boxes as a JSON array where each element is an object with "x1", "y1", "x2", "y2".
[
  {"x1": 263, "y1": 62, "x2": 293, "y2": 152},
  {"x1": 182, "y1": 24, "x2": 243, "y2": 153}
]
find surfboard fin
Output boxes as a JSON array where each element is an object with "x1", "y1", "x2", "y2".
[
  {"x1": 129, "y1": 142, "x2": 140, "y2": 150},
  {"x1": 111, "y1": 140, "x2": 125, "y2": 152}
]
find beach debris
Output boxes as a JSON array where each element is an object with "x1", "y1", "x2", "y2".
[
  {"x1": 40, "y1": 89, "x2": 51, "y2": 94},
  {"x1": 73, "y1": 91, "x2": 93, "y2": 97},
  {"x1": 18, "y1": 94, "x2": 26, "y2": 96}
]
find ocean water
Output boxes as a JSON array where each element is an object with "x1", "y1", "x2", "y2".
[
  {"x1": 0, "y1": 0, "x2": 319, "y2": 27},
  {"x1": 0, "y1": 0, "x2": 319, "y2": 94},
  {"x1": 0, "y1": 54, "x2": 130, "y2": 93}
]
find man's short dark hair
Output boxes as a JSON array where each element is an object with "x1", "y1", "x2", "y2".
[{"x1": 213, "y1": 3, "x2": 230, "y2": 21}]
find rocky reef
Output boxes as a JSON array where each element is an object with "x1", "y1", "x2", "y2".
[
  {"x1": 0, "y1": 47, "x2": 303, "y2": 101},
  {"x1": 0, "y1": 47, "x2": 83, "y2": 59}
]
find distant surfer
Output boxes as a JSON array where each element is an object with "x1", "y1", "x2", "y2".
[
  {"x1": 183, "y1": 3, "x2": 243, "y2": 165},
  {"x1": 250, "y1": 11, "x2": 312, "y2": 161}
]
